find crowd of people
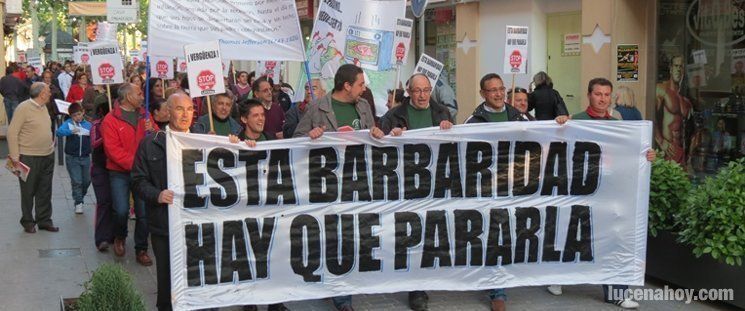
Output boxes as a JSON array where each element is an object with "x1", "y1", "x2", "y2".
[{"x1": 4, "y1": 59, "x2": 651, "y2": 311}]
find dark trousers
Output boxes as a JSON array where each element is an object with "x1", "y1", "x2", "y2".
[
  {"x1": 152, "y1": 234, "x2": 172, "y2": 311},
  {"x1": 109, "y1": 171, "x2": 149, "y2": 251},
  {"x1": 603, "y1": 284, "x2": 630, "y2": 302},
  {"x1": 19, "y1": 154, "x2": 55, "y2": 227},
  {"x1": 92, "y1": 165, "x2": 114, "y2": 247}
]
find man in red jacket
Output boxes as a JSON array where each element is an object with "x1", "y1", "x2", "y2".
[{"x1": 101, "y1": 82, "x2": 156, "y2": 266}]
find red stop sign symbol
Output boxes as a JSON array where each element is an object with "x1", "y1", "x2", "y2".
[
  {"x1": 197, "y1": 70, "x2": 216, "y2": 91},
  {"x1": 509, "y1": 50, "x2": 522, "y2": 69},
  {"x1": 179, "y1": 62, "x2": 187, "y2": 72},
  {"x1": 396, "y1": 42, "x2": 406, "y2": 61},
  {"x1": 81, "y1": 54, "x2": 90, "y2": 64},
  {"x1": 156, "y1": 60, "x2": 169, "y2": 76},
  {"x1": 98, "y1": 63, "x2": 115, "y2": 80}
]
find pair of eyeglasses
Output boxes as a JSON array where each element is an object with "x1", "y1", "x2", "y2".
[
  {"x1": 482, "y1": 87, "x2": 507, "y2": 94},
  {"x1": 409, "y1": 88, "x2": 432, "y2": 95}
]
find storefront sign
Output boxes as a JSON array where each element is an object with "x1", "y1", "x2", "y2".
[
  {"x1": 88, "y1": 42, "x2": 125, "y2": 85},
  {"x1": 148, "y1": 0, "x2": 305, "y2": 61},
  {"x1": 296, "y1": 0, "x2": 314, "y2": 20},
  {"x1": 106, "y1": 0, "x2": 139, "y2": 24},
  {"x1": 563, "y1": 33, "x2": 581, "y2": 55},
  {"x1": 617, "y1": 44, "x2": 639, "y2": 82},
  {"x1": 503, "y1": 25, "x2": 529, "y2": 74},
  {"x1": 185, "y1": 41, "x2": 225, "y2": 98},
  {"x1": 166, "y1": 121, "x2": 652, "y2": 311},
  {"x1": 413, "y1": 53, "x2": 444, "y2": 93},
  {"x1": 687, "y1": 0, "x2": 745, "y2": 46}
]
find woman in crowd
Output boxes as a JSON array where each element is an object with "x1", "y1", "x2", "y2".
[
  {"x1": 231, "y1": 71, "x2": 252, "y2": 99},
  {"x1": 66, "y1": 72, "x2": 90, "y2": 104},
  {"x1": 129, "y1": 74, "x2": 144, "y2": 88},
  {"x1": 147, "y1": 78, "x2": 165, "y2": 103},
  {"x1": 528, "y1": 71, "x2": 569, "y2": 120},
  {"x1": 613, "y1": 86, "x2": 642, "y2": 120}
]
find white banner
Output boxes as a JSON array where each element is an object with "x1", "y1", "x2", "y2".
[
  {"x1": 89, "y1": 42, "x2": 125, "y2": 85},
  {"x1": 151, "y1": 56, "x2": 175, "y2": 80},
  {"x1": 166, "y1": 121, "x2": 652, "y2": 311},
  {"x1": 185, "y1": 41, "x2": 225, "y2": 98},
  {"x1": 148, "y1": 0, "x2": 305, "y2": 61},
  {"x1": 413, "y1": 54, "x2": 444, "y2": 93},
  {"x1": 73, "y1": 44, "x2": 91, "y2": 65},
  {"x1": 504, "y1": 25, "x2": 529, "y2": 74},
  {"x1": 392, "y1": 18, "x2": 414, "y2": 66}
]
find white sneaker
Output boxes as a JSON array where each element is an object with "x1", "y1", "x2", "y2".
[
  {"x1": 547, "y1": 285, "x2": 563, "y2": 295},
  {"x1": 616, "y1": 299, "x2": 639, "y2": 309},
  {"x1": 74, "y1": 204, "x2": 83, "y2": 214}
]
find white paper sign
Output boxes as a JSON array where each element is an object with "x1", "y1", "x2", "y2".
[
  {"x1": 27, "y1": 57, "x2": 44, "y2": 76},
  {"x1": 256, "y1": 61, "x2": 284, "y2": 80},
  {"x1": 148, "y1": 0, "x2": 305, "y2": 61},
  {"x1": 107, "y1": 0, "x2": 139, "y2": 24},
  {"x1": 185, "y1": 41, "x2": 225, "y2": 98},
  {"x1": 563, "y1": 33, "x2": 581, "y2": 54},
  {"x1": 16, "y1": 50, "x2": 26, "y2": 63},
  {"x1": 151, "y1": 57, "x2": 175, "y2": 80},
  {"x1": 177, "y1": 58, "x2": 188, "y2": 73},
  {"x1": 166, "y1": 121, "x2": 653, "y2": 311},
  {"x1": 55, "y1": 99, "x2": 72, "y2": 115},
  {"x1": 392, "y1": 18, "x2": 414, "y2": 65},
  {"x1": 73, "y1": 44, "x2": 91, "y2": 65},
  {"x1": 692, "y1": 49, "x2": 708, "y2": 65},
  {"x1": 68, "y1": 122, "x2": 91, "y2": 136},
  {"x1": 413, "y1": 54, "x2": 444, "y2": 93},
  {"x1": 89, "y1": 42, "x2": 125, "y2": 85},
  {"x1": 130, "y1": 50, "x2": 141, "y2": 63},
  {"x1": 95, "y1": 22, "x2": 119, "y2": 42},
  {"x1": 504, "y1": 25, "x2": 529, "y2": 74},
  {"x1": 221, "y1": 59, "x2": 231, "y2": 77},
  {"x1": 732, "y1": 49, "x2": 745, "y2": 74},
  {"x1": 141, "y1": 40, "x2": 148, "y2": 59}
]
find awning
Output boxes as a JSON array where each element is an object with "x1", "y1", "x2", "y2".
[{"x1": 68, "y1": 2, "x2": 107, "y2": 17}]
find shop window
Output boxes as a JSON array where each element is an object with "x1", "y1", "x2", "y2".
[{"x1": 656, "y1": 0, "x2": 745, "y2": 181}]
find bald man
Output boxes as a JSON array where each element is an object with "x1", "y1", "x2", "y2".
[
  {"x1": 380, "y1": 73, "x2": 453, "y2": 136},
  {"x1": 132, "y1": 93, "x2": 194, "y2": 311}
]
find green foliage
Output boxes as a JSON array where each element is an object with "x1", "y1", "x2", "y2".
[
  {"x1": 676, "y1": 158, "x2": 745, "y2": 266},
  {"x1": 648, "y1": 156, "x2": 691, "y2": 236},
  {"x1": 76, "y1": 263, "x2": 146, "y2": 311}
]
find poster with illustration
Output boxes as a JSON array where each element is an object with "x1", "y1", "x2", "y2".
[{"x1": 617, "y1": 44, "x2": 639, "y2": 82}]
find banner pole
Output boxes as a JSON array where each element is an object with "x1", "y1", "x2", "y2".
[
  {"x1": 231, "y1": 61, "x2": 237, "y2": 87},
  {"x1": 106, "y1": 84, "x2": 112, "y2": 111},
  {"x1": 394, "y1": 63, "x2": 402, "y2": 91},
  {"x1": 303, "y1": 61, "x2": 315, "y2": 102},
  {"x1": 206, "y1": 96, "x2": 215, "y2": 133},
  {"x1": 510, "y1": 73, "x2": 516, "y2": 107},
  {"x1": 162, "y1": 78, "x2": 166, "y2": 99}
]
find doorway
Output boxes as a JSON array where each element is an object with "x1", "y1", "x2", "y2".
[{"x1": 547, "y1": 11, "x2": 582, "y2": 114}]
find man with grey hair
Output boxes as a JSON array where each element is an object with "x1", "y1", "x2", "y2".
[
  {"x1": 101, "y1": 82, "x2": 156, "y2": 266},
  {"x1": 8, "y1": 82, "x2": 58, "y2": 233},
  {"x1": 381, "y1": 73, "x2": 453, "y2": 136}
]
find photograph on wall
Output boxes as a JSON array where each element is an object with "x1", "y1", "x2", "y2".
[{"x1": 617, "y1": 44, "x2": 639, "y2": 82}]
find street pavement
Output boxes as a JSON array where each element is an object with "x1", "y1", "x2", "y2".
[{"x1": 0, "y1": 139, "x2": 737, "y2": 311}]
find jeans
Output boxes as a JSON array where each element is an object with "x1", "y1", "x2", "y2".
[
  {"x1": 489, "y1": 288, "x2": 507, "y2": 301},
  {"x1": 65, "y1": 154, "x2": 91, "y2": 205},
  {"x1": 4, "y1": 97, "x2": 19, "y2": 123},
  {"x1": 109, "y1": 171, "x2": 149, "y2": 251},
  {"x1": 92, "y1": 164, "x2": 113, "y2": 247},
  {"x1": 603, "y1": 284, "x2": 629, "y2": 302}
]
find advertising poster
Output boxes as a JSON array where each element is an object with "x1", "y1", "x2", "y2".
[{"x1": 617, "y1": 44, "x2": 639, "y2": 82}]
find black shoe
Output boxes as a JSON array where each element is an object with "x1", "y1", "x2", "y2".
[
  {"x1": 408, "y1": 291, "x2": 429, "y2": 311},
  {"x1": 268, "y1": 303, "x2": 290, "y2": 311}
]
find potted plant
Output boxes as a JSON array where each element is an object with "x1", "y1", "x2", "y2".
[
  {"x1": 60, "y1": 263, "x2": 146, "y2": 311},
  {"x1": 647, "y1": 157, "x2": 691, "y2": 237},
  {"x1": 647, "y1": 158, "x2": 745, "y2": 309}
]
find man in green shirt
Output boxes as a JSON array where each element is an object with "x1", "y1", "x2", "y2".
[
  {"x1": 381, "y1": 73, "x2": 453, "y2": 136},
  {"x1": 465, "y1": 73, "x2": 522, "y2": 124},
  {"x1": 229, "y1": 99, "x2": 276, "y2": 146},
  {"x1": 194, "y1": 93, "x2": 242, "y2": 136},
  {"x1": 551, "y1": 77, "x2": 655, "y2": 309}
]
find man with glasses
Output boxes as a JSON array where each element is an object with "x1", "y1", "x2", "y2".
[
  {"x1": 466, "y1": 73, "x2": 522, "y2": 124},
  {"x1": 381, "y1": 73, "x2": 453, "y2": 136},
  {"x1": 252, "y1": 76, "x2": 286, "y2": 139}
]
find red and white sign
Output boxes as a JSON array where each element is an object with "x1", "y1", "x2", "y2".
[
  {"x1": 391, "y1": 18, "x2": 413, "y2": 65},
  {"x1": 256, "y1": 60, "x2": 283, "y2": 80},
  {"x1": 73, "y1": 44, "x2": 90, "y2": 64},
  {"x1": 81, "y1": 54, "x2": 90, "y2": 64},
  {"x1": 177, "y1": 58, "x2": 187, "y2": 72},
  {"x1": 504, "y1": 25, "x2": 529, "y2": 74},
  {"x1": 88, "y1": 42, "x2": 124, "y2": 85},
  {"x1": 184, "y1": 41, "x2": 225, "y2": 98},
  {"x1": 150, "y1": 56, "x2": 174, "y2": 80}
]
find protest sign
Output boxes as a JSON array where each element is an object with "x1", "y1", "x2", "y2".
[
  {"x1": 392, "y1": 18, "x2": 414, "y2": 66},
  {"x1": 184, "y1": 41, "x2": 225, "y2": 98},
  {"x1": 413, "y1": 54, "x2": 444, "y2": 93},
  {"x1": 151, "y1": 56, "x2": 174, "y2": 80},
  {"x1": 16, "y1": 50, "x2": 26, "y2": 63},
  {"x1": 504, "y1": 25, "x2": 529, "y2": 74},
  {"x1": 73, "y1": 44, "x2": 91, "y2": 65},
  {"x1": 107, "y1": 0, "x2": 139, "y2": 24},
  {"x1": 141, "y1": 40, "x2": 148, "y2": 59},
  {"x1": 130, "y1": 50, "x2": 141, "y2": 63},
  {"x1": 166, "y1": 121, "x2": 652, "y2": 310},
  {"x1": 148, "y1": 0, "x2": 305, "y2": 61},
  {"x1": 177, "y1": 58, "x2": 188, "y2": 73},
  {"x1": 88, "y1": 42, "x2": 125, "y2": 85},
  {"x1": 256, "y1": 61, "x2": 283, "y2": 80},
  {"x1": 55, "y1": 99, "x2": 72, "y2": 115},
  {"x1": 27, "y1": 56, "x2": 44, "y2": 76},
  {"x1": 221, "y1": 59, "x2": 231, "y2": 78}
]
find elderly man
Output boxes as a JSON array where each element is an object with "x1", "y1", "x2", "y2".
[
  {"x1": 101, "y1": 83, "x2": 156, "y2": 266},
  {"x1": 283, "y1": 78, "x2": 326, "y2": 138},
  {"x1": 381, "y1": 73, "x2": 453, "y2": 137},
  {"x1": 552, "y1": 77, "x2": 655, "y2": 310},
  {"x1": 132, "y1": 93, "x2": 192, "y2": 311},
  {"x1": 7, "y1": 82, "x2": 58, "y2": 233},
  {"x1": 193, "y1": 93, "x2": 241, "y2": 136},
  {"x1": 253, "y1": 77, "x2": 286, "y2": 139},
  {"x1": 292, "y1": 63, "x2": 383, "y2": 311}
]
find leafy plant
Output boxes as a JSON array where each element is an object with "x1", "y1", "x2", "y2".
[
  {"x1": 648, "y1": 157, "x2": 691, "y2": 236},
  {"x1": 676, "y1": 158, "x2": 745, "y2": 266},
  {"x1": 76, "y1": 263, "x2": 146, "y2": 311}
]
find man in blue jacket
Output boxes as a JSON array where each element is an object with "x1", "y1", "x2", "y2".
[{"x1": 56, "y1": 102, "x2": 92, "y2": 214}]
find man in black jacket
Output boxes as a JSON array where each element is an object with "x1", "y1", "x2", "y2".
[
  {"x1": 466, "y1": 73, "x2": 523, "y2": 124},
  {"x1": 131, "y1": 93, "x2": 195, "y2": 311},
  {"x1": 381, "y1": 73, "x2": 453, "y2": 136}
]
